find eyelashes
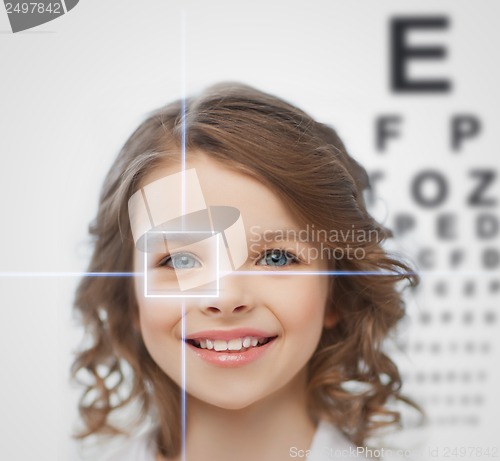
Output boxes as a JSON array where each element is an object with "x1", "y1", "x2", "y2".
[
  {"x1": 156, "y1": 248, "x2": 301, "y2": 270},
  {"x1": 256, "y1": 249, "x2": 300, "y2": 267},
  {"x1": 157, "y1": 252, "x2": 202, "y2": 270}
]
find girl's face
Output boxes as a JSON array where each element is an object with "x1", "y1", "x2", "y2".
[{"x1": 133, "y1": 152, "x2": 332, "y2": 410}]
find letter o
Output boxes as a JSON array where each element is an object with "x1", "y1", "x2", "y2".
[
  {"x1": 354, "y1": 248, "x2": 365, "y2": 260},
  {"x1": 412, "y1": 170, "x2": 448, "y2": 208}
]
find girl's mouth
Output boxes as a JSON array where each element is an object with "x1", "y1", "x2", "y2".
[
  {"x1": 183, "y1": 329, "x2": 278, "y2": 367},
  {"x1": 185, "y1": 336, "x2": 276, "y2": 352}
]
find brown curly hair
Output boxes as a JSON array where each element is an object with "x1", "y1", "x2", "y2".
[{"x1": 71, "y1": 82, "x2": 419, "y2": 457}]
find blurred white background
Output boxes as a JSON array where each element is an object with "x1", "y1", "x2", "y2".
[{"x1": 0, "y1": 1, "x2": 498, "y2": 460}]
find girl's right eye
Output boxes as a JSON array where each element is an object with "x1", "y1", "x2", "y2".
[{"x1": 158, "y1": 253, "x2": 201, "y2": 270}]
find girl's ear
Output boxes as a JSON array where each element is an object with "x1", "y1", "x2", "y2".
[
  {"x1": 323, "y1": 308, "x2": 339, "y2": 329},
  {"x1": 132, "y1": 310, "x2": 142, "y2": 333},
  {"x1": 133, "y1": 318, "x2": 141, "y2": 332},
  {"x1": 324, "y1": 282, "x2": 339, "y2": 329}
]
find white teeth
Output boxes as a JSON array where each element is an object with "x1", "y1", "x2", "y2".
[
  {"x1": 228, "y1": 338, "x2": 242, "y2": 350},
  {"x1": 190, "y1": 336, "x2": 274, "y2": 351},
  {"x1": 214, "y1": 340, "x2": 228, "y2": 351}
]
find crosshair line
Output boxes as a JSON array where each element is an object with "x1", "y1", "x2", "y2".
[
  {"x1": 0, "y1": 270, "x2": 402, "y2": 277},
  {"x1": 0, "y1": 271, "x2": 140, "y2": 277},
  {"x1": 1, "y1": 270, "x2": 497, "y2": 278}
]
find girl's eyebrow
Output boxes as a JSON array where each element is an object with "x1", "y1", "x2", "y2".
[{"x1": 145, "y1": 230, "x2": 214, "y2": 252}]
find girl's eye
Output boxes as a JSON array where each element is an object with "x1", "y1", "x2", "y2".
[
  {"x1": 158, "y1": 253, "x2": 201, "y2": 270},
  {"x1": 257, "y1": 249, "x2": 298, "y2": 267}
]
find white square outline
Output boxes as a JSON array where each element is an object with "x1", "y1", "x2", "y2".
[{"x1": 143, "y1": 230, "x2": 220, "y2": 298}]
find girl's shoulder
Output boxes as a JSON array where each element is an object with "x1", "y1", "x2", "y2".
[
  {"x1": 101, "y1": 420, "x2": 371, "y2": 461},
  {"x1": 310, "y1": 420, "x2": 424, "y2": 461},
  {"x1": 309, "y1": 420, "x2": 359, "y2": 460},
  {"x1": 104, "y1": 428, "x2": 157, "y2": 461}
]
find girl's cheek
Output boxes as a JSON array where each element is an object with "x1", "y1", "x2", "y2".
[
  {"x1": 258, "y1": 276, "x2": 328, "y2": 328},
  {"x1": 137, "y1": 298, "x2": 184, "y2": 377},
  {"x1": 137, "y1": 298, "x2": 180, "y2": 336}
]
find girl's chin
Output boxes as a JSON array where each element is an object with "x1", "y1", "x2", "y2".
[{"x1": 186, "y1": 392, "x2": 264, "y2": 411}]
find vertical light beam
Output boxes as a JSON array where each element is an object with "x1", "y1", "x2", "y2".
[{"x1": 180, "y1": 9, "x2": 188, "y2": 461}]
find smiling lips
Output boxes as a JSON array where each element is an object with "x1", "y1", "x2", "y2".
[{"x1": 184, "y1": 329, "x2": 277, "y2": 367}]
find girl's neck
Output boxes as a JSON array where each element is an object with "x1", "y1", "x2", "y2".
[{"x1": 161, "y1": 369, "x2": 316, "y2": 461}]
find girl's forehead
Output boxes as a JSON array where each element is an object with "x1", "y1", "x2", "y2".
[{"x1": 138, "y1": 152, "x2": 298, "y2": 228}]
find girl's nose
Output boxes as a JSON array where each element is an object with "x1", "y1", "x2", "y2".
[
  {"x1": 201, "y1": 274, "x2": 254, "y2": 317},
  {"x1": 203, "y1": 303, "x2": 251, "y2": 316}
]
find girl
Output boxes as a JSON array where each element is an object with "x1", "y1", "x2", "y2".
[{"x1": 72, "y1": 83, "x2": 418, "y2": 461}]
